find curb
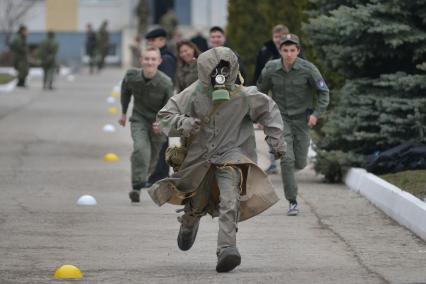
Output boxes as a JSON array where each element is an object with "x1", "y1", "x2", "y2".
[
  {"x1": 0, "y1": 79, "x2": 17, "y2": 93},
  {"x1": 344, "y1": 168, "x2": 426, "y2": 241}
]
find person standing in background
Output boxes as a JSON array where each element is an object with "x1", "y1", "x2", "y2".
[
  {"x1": 130, "y1": 35, "x2": 142, "y2": 67},
  {"x1": 85, "y1": 23, "x2": 97, "y2": 74},
  {"x1": 10, "y1": 25, "x2": 29, "y2": 87},
  {"x1": 253, "y1": 24, "x2": 289, "y2": 175},
  {"x1": 175, "y1": 40, "x2": 200, "y2": 92},
  {"x1": 97, "y1": 20, "x2": 110, "y2": 71},
  {"x1": 159, "y1": 9, "x2": 178, "y2": 41},
  {"x1": 253, "y1": 24, "x2": 289, "y2": 85},
  {"x1": 190, "y1": 32, "x2": 208, "y2": 53},
  {"x1": 39, "y1": 31, "x2": 59, "y2": 90},
  {"x1": 144, "y1": 28, "x2": 177, "y2": 186},
  {"x1": 208, "y1": 26, "x2": 247, "y2": 85},
  {"x1": 145, "y1": 28, "x2": 176, "y2": 81}
]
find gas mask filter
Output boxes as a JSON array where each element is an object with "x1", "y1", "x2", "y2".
[{"x1": 211, "y1": 60, "x2": 231, "y2": 103}]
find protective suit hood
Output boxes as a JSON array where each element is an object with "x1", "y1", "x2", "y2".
[{"x1": 197, "y1": 47, "x2": 239, "y2": 87}]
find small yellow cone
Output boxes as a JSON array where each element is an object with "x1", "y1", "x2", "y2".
[
  {"x1": 104, "y1": 153, "x2": 119, "y2": 162},
  {"x1": 111, "y1": 91, "x2": 120, "y2": 98},
  {"x1": 54, "y1": 264, "x2": 83, "y2": 279},
  {"x1": 107, "y1": 107, "x2": 118, "y2": 115}
]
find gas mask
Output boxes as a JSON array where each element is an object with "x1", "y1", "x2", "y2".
[{"x1": 210, "y1": 60, "x2": 231, "y2": 103}]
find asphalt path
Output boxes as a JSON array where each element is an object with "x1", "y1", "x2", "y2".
[{"x1": 0, "y1": 69, "x2": 425, "y2": 283}]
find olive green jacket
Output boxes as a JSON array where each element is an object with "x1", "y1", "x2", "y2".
[
  {"x1": 39, "y1": 38, "x2": 59, "y2": 68},
  {"x1": 10, "y1": 35, "x2": 29, "y2": 74},
  {"x1": 149, "y1": 47, "x2": 286, "y2": 221},
  {"x1": 175, "y1": 60, "x2": 198, "y2": 92},
  {"x1": 120, "y1": 69, "x2": 174, "y2": 124},
  {"x1": 257, "y1": 57, "x2": 330, "y2": 118}
]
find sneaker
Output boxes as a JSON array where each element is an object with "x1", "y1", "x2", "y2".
[
  {"x1": 265, "y1": 164, "x2": 278, "y2": 175},
  {"x1": 177, "y1": 215, "x2": 200, "y2": 251},
  {"x1": 216, "y1": 247, "x2": 241, "y2": 273},
  {"x1": 287, "y1": 202, "x2": 299, "y2": 216},
  {"x1": 129, "y1": 190, "x2": 140, "y2": 203}
]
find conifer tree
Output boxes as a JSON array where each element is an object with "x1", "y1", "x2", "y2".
[
  {"x1": 227, "y1": 0, "x2": 308, "y2": 82},
  {"x1": 304, "y1": 0, "x2": 426, "y2": 181}
]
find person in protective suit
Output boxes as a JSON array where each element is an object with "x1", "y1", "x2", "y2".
[{"x1": 149, "y1": 47, "x2": 286, "y2": 272}]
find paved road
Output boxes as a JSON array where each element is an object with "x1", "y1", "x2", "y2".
[{"x1": 0, "y1": 69, "x2": 425, "y2": 283}]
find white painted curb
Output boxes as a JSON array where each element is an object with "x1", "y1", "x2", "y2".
[
  {"x1": 0, "y1": 79, "x2": 17, "y2": 93},
  {"x1": 344, "y1": 168, "x2": 426, "y2": 241}
]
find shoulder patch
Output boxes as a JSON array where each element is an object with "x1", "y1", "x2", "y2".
[{"x1": 316, "y1": 79, "x2": 328, "y2": 90}]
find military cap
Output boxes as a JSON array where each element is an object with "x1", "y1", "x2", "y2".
[
  {"x1": 280, "y1": 33, "x2": 300, "y2": 47},
  {"x1": 145, "y1": 28, "x2": 167, "y2": 39}
]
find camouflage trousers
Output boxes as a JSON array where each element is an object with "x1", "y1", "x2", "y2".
[
  {"x1": 181, "y1": 165, "x2": 241, "y2": 253},
  {"x1": 130, "y1": 115, "x2": 166, "y2": 190},
  {"x1": 14, "y1": 60, "x2": 29, "y2": 86},
  {"x1": 280, "y1": 114, "x2": 310, "y2": 202},
  {"x1": 43, "y1": 67, "x2": 55, "y2": 89}
]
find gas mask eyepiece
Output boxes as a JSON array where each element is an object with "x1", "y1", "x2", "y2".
[{"x1": 211, "y1": 61, "x2": 231, "y2": 103}]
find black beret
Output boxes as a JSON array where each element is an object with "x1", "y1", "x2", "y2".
[{"x1": 145, "y1": 28, "x2": 167, "y2": 39}]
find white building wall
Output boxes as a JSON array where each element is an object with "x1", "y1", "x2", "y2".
[
  {"x1": 191, "y1": 0, "x2": 228, "y2": 30},
  {"x1": 78, "y1": 0, "x2": 135, "y2": 31},
  {"x1": 6, "y1": 1, "x2": 46, "y2": 32}
]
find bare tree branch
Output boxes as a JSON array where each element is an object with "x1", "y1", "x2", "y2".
[{"x1": 0, "y1": 0, "x2": 37, "y2": 46}]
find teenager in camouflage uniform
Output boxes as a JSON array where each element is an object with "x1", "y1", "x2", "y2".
[
  {"x1": 257, "y1": 34, "x2": 329, "y2": 216},
  {"x1": 119, "y1": 47, "x2": 174, "y2": 203}
]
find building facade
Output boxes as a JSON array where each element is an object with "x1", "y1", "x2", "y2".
[{"x1": 0, "y1": 0, "x2": 228, "y2": 68}]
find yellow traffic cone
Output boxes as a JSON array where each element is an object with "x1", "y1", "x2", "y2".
[
  {"x1": 54, "y1": 264, "x2": 83, "y2": 279},
  {"x1": 107, "y1": 107, "x2": 118, "y2": 115},
  {"x1": 104, "y1": 153, "x2": 119, "y2": 162},
  {"x1": 111, "y1": 91, "x2": 120, "y2": 98}
]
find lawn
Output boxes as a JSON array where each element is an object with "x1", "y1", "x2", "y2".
[
  {"x1": 380, "y1": 170, "x2": 426, "y2": 201},
  {"x1": 0, "y1": 73, "x2": 16, "y2": 84}
]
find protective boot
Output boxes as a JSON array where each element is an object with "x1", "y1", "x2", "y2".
[
  {"x1": 177, "y1": 213, "x2": 200, "y2": 251},
  {"x1": 216, "y1": 246, "x2": 241, "y2": 273},
  {"x1": 129, "y1": 190, "x2": 140, "y2": 203}
]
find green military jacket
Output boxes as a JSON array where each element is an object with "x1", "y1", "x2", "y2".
[
  {"x1": 10, "y1": 35, "x2": 29, "y2": 70},
  {"x1": 97, "y1": 28, "x2": 109, "y2": 56},
  {"x1": 257, "y1": 57, "x2": 329, "y2": 118},
  {"x1": 175, "y1": 60, "x2": 198, "y2": 92},
  {"x1": 39, "y1": 38, "x2": 59, "y2": 68},
  {"x1": 120, "y1": 68, "x2": 174, "y2": 124}
]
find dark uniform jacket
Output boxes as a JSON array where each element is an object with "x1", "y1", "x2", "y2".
[
  {"x1": 159, "y1": 45, "x2": 176, "y2": 81},
  {"x1": 10, "y1": 35, "x2": 29, "y2": 76},
  {"x1": 39, "y1": 38, "x2": 59, "y2": 69},
  {"x1": 253, "y1": 40, "x2": 280, "y2": 85}
]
